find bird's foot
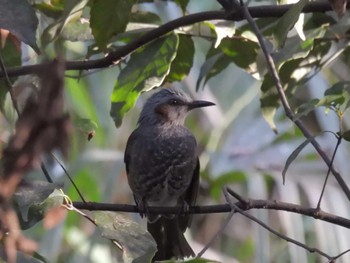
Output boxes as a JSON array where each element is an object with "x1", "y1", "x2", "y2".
[
  {"x1": 179, "y1": 199, "x2": 190, "y2": 216},
  {"x1": 136, "y1": 199, "x2": 147, "y2": 218}
]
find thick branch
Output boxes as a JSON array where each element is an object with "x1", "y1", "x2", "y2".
[
  {"x1": 72, "y1": 199, "x2": 350, "y2": 229},
  {"x1": 1, "y1": 0, "x2": 348, "y2": 78}
]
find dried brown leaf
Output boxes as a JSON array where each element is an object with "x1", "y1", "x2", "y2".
[{"x1": 0, "y1": 58, "x2": 71, "y2": 262}]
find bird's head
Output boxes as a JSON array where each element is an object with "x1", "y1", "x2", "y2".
[{"x1": 138, "y1": 88, "x2": 215, "y2": 126}]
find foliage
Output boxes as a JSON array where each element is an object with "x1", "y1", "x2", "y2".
[{"x1": 1, "y1": 0, "x2": 350, "y2": 263}]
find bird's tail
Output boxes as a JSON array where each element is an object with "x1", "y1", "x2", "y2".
[{"x1": 147, "y1": 217, "x2": 194, "y2": 261}]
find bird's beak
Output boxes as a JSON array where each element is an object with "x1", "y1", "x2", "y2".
[{"x1": 188, "y1": 100, "x2": 215, "y2": 110}]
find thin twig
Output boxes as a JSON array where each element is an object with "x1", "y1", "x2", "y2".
[
  {"x1": 238, "y1": 0, "x2": 350, "y2": 201},
  {"x1": 63, "y1": 194, "x2": 123, "y2": 250},
  {"x1": 40, "y1": 163, "x2": 53, "y2": 183},
  {"x1": 226, "y1": 187, "x2": 248, "y2": 205},
  {"x1": 317, "y1": 135, "x2": 342, "y2": 209},
  {"x1": 196, "y1": 209, "x2": 235, "y2": 258},
  {"x1": 333, "y1": 249, "x2": 350, "y2": 260},
  {"x1": 224, "y1": 187, "x2": 333, "y2": 260},
  {"x1": 62, "y1": 194, "x2": 94, "y2": 225},
  {"x1": 50, "y1": 153, "x2": 87, "y2": 204}
]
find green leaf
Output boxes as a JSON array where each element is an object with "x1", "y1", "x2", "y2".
[
  {"x1": 110, "y1": 34, "x2": 179, "y2": 127},
  {"x1": 261, "y1": 105, "x2": 277, "y2": 133},
  {"x1": 258, "y1": 58, "x2": 302, "y2": 113},
  {"x1": 197, "y1": 33, "x2": 258, "y2": 91},
  {"x1": 206, "y1": 21, "x2": 235, "y2": 48},
  {"x1": 220, "y1": 37, "x2": 259, "y2": 70},
  {"x1": 61, "y1": 19, "x2": 93, "y2": 41},
  {"x1": 279, "y1": 58, "x2": 304, "y2": 84},
  {"x1": 93, "y1": 211, "x2": 157, "y2": 263},
  {"x1": 0, "y1": 37, "x2": 21, "y2": 114},
  {"x1": 41, "y1": 0, "x2": 89, "y2": 47},
  {"x1": 271, "y1": 25, "x2": 327, "y2": 68},
  {"x1": 210, "y1": 171, "x2": 247, "y2": 201},
  {"x1": 113, "y1": 23, "x2": 157, "y2": 45},
  {"x1": 308, "y1": 39, "x2": 332, "y2": 63},
  {"x1": 14, "y1": 181, "x2": 64, "y2": 229},
  {"x1": 316, "y1": 82, "x2": 350, "y2": 110},
  {"x1": 342, "y1": 130, "x2": 350, "y2": 142},
  {"x1": 324, "y1": 82, "x2": 350, "y2": 96},
  {"x1": 34, "y1": 2, "x2": 64, "y2": 19},
  {"x1": 130, "y1": 12, "x2": 161, "y2": 24},
  {"x1": 304, "y1": 13, "x2": 336, "y2": 31},
  {"x1": 273, "y1": 0, "x2": 308, "y2": 48},
  {"x1": 196, "y1": 49, "x2": 231, "y2": 91},
  {"x1": 90, "y1": 0, "x2": 136, "y2": 49},
  {"x1": 214, "y1": 22, "x2": 235, "y2": 48},
  {"x1": 165, "y1": 35, "x2": 194, "y2": 83},
  {"x1": 0, "y1": 0, "x2": 39, "y2": 52},
  {"x1": 282, "y1": 136, "x2": 318, "y2": 183},
  {"x1": 294, "y1": 98, "x2": 319, "y2": 119},
  {"x1": 174, "y1": 0, "x2": 190, "y2": 13},
  {"x1": 260, "y1": 74, "x2": 279, "y2": 132},
  {"x1": 74, "y1": 118, "x2": 98, "y2": 141}
]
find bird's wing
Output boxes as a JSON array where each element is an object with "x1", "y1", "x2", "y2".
[
  {"x1": 124, "y1": 128, "x2": 139, "y2": 174},
  {"x1": 179, "y1": 158, "x2": 200, "y2": 232},
  {"x1": 124, "y1": 128, "x2": 147, "y2": 212}
]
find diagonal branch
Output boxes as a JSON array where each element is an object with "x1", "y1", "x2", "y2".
[
  {"x1": 238, "y1": 1, "x2": 350, "y2": 201},
  {"x1": 317, "y1": 135, "x2": 342, "y2": 209},
  {"x1": 196, "y1": 209, "x2": 235, "y2": 258}
]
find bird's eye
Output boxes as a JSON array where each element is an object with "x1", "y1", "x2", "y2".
[{"x1": 169, "y1": 99, "x2": 179, "y2": 105}]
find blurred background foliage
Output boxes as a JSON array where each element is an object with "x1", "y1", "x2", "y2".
[{"x1": 1, "y1": 0, "x2": 350, "y2": 262}]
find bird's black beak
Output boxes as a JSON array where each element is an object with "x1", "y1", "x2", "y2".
[{"x1": 188, "y1": 100, "x2": 215, "y2": 110}]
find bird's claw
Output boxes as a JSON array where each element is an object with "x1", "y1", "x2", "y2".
[
  {"x1": 136, "y1": 199, "x2": 147, "y2": 218},
  {"x1": 179, "y1": 200, "x2": 190, "y2": 216}
]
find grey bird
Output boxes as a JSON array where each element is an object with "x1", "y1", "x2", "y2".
[{"x1": 124, "y1": 87, "x2": 215, "y2": 261}]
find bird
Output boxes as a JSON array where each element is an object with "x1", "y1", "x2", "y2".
[{"x1": 124, "y1": 87, "x2": 215, "y2": 261}]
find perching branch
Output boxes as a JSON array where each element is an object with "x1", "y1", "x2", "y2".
[
  {"x1": 72, "y1": 199, "x2": 350, "y2": 229},
  {"x1": 0, "y1": 1, "x2": 348, "y2": 79}
]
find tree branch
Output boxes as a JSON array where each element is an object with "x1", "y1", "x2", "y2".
[
  {"x1": 238, "y1": 0, "x2": 350, "y2": 201},
  {"x1": 72, "y1": 199, "x2": 350, "y2": 229},
  {"x1": 0, "y1": 0, "x2": 348, "y2": 79},
  {"x1": 223, "y1": 188, "x2": 333, "y2": 260}
]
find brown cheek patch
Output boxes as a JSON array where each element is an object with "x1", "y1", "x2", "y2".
[{"x1": 155, "y1": 103, "x2": 169, "y2": 118}]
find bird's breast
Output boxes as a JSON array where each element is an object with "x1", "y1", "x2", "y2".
[{"x1": 128, "y1": 125, "x2": 197, "y2": 205}]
